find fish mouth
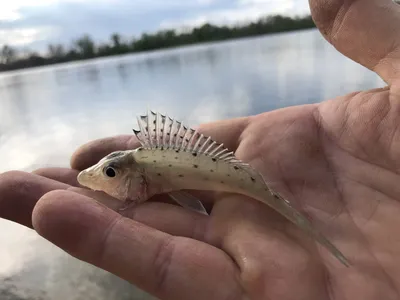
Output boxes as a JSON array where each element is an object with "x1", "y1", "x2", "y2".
[{"x1": 77, "y1": 170, "x2": 91, "y2": 187}]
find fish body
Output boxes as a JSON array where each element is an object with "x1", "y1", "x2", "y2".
[
  {"x1": 77, "y1": 110, "x2": 350, "y2": 267},
  {"x1": 133, "y1": 147, "x2": 265, "y2": 196}
]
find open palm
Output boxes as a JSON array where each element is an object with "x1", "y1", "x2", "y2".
[{"x1": 2, "y1": 0, "x2": 400, "y2": 299}]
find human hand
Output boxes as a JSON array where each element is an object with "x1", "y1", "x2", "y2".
[{"x1": 2, "y1": 0, "x2": 400, "y2": 299}]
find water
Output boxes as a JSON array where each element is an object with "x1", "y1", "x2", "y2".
[{"x1": 0, "y1": 28, "x2": 385, "y2": 299}]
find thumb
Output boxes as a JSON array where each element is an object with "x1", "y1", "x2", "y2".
[{"x1": 309, "y1": 0, "x2": 400, "y2": 86}]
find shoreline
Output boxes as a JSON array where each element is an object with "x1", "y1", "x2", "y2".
[{"x1": 0, "y1": 15, "x2": 316, "y2": 73}]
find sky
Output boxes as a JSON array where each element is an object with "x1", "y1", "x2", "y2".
[{"x1": 0, "y1": 0, "x2": 311, "y2": 53}]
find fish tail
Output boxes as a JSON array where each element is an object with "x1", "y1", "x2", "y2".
[{"x1": 265, "y1": 191, "x2": 351, "y2": 267}]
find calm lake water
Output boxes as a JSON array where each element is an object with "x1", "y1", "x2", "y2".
[{"x1": 0, "y1": 28, "x2": 385, "y2": 299}]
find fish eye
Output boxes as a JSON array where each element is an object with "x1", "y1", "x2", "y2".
[{"x1": 104, "y1": 166, "x2": 117, "y2": 178}]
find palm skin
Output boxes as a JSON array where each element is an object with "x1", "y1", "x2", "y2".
[{"x1": 2, "y1": 0, "x2": 400, "y2": 299}]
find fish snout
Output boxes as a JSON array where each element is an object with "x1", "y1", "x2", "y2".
[{"x1": 77, "y1": 170, "x2": 92, "y2": 186}]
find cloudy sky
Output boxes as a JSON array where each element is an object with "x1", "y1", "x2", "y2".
[{"x1": 0, "y1": 0, "x2": 310, "y2": 52}]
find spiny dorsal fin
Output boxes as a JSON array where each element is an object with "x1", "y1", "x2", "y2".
[{"x1": 133, "y1": 111, "x2": 262, "y2": 180}]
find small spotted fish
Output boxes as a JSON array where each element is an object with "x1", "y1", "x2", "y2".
[{"x1": 77, "y1": 110, "x2": 350, "y2": 267}]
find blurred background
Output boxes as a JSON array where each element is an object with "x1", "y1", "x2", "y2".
[{"x1": 0, "y1": 0, "x2": 387, "y2": 299}]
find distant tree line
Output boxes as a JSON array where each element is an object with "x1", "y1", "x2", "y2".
[{"x1": 0, "y1": 14, "x2": 316, "y2": 72}]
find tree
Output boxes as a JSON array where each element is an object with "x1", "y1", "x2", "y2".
[
  {"x1": 48, "y1": 44, "x2": 65, "y2": 59},
  {"x1": 110, "y1": 33, "x2": 130, "y2": 54},
  {"x1": 111, "y1": 33, "x2": 121, "y2": 48},
  {"x1": 74, "y1": 34, "x2": 96, "y2": 59},
  {"x1": 0, "y1": 45, "x2": 17, "y2": 64}
]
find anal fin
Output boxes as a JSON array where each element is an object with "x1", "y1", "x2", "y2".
[{"x1": 168, "y1": 191, "x2": 209, "y2": 216}]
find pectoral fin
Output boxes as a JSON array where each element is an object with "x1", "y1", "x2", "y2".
[{"x1": 168, "y1": 191, "x2": 208, "y2": 215}]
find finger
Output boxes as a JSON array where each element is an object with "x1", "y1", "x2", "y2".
[
  {"x1": 71, "y1": 116, "x2": 251, "y2": 171},
  {"x1": 195, "y1": 115, "x2": 251, "y2": 151},
  {"x1": 33, "y1": 167, "x2": 81, "y2": 187},
  {"x1": 206, "y1": 194, "x2": 326, "y2": 299},
  {"x1": 309, "y1": 0, "x2": 400, "y2": 85},
  {"x1": 32, "y1": 190, "x2": 242, "y2": 300},
  {"x1": 71, "y1": 135, "x2": 141, "y2": 171},
  {"x1": 67, "y1": 186, "x2": 209, "y2": 239},
  {"x1": 0, "y1": 171, "x2": 70, "y2": 228}
]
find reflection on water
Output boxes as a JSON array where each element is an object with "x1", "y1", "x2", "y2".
[{"x1": 0, "y1": 29, "x2": 385, "y2": 299}]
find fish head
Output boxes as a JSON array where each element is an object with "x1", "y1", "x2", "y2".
[{"x1": 77, "y1": 150, "x2": 142, "y2": 201}]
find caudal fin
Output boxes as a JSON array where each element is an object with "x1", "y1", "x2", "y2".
[{"x1": 265, "y1": 191, "x2": 350, "y2": 267}]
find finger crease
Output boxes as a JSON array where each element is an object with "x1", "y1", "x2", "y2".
[
  {"x1": 191, "y1": 215, "x2": 208, "y2": 242},
  {"x1": 152, "y1": 235, "x2": 175, "y2": 293},
  {"x1": 96, "y1": 214, "x2": 124, "y2": 265},
  {"x1": 331, "y1": 1, "x2": 358, "y2": 43}
]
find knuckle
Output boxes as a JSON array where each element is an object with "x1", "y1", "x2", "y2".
[
  {"x1": 0, "y1": 170, "x2": 28, "y2": 189},
  {"x1": 31, "y1": 168, "x2": 47, "y2": 175},
  {"x1": 0, "y1": 170, "x2": 26, "y2": 180}
]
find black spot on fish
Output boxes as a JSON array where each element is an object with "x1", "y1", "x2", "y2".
[
  {"x1": 174, "y1": 134, "x2": 177, "y2": 137},
  {"x1": 161, "y1": 129, "x2": 164, "y2": 132},
  {"x1": 175, "y1": 150, "x2": 179, "y2": 153},
  {"x1": 167, "y1": 133, "x2": 170, "y2": 136},
  {"x1": 192, "y1": 153, "x2": 197, "y2": 157},
  {"x1": 169, "y1": 164, "x2": 172, "y2": 167},
  {"x1": 137, "y1": 148, "x2": 143, "y2": 151},
  {"x1": 161, "y1": 147, "x2": 164, "y2": 150},
  {"x1": 226, "y1": 174, "x2": 230, "y2": 177},
  {"x1": 178, "y1": 174, "x2": 184, "y2": 178},
  {"x1": 251, "y1": 177, "x2": 256, "y2": 182},
  {"x1": 212, "y1": 158, "x2": 216, "y2": 162},
  {"x1": 185, "y1": 139, "x2": 189, "y2": 142},
  {"x1": 153, "y1": 129, "x2": 156, "y2": 132},
  {"x1": 175, "y1": 157, "x2": 178, "y2": 160},
  {"x1": 220, "y1": 181, "x2": 224, "y2": 184},
  {"x1": 153, "y1": 120, "x2": 156, "y2": 124},
  {"x1": 180, "y1": 136, "x2": 184, "y2": 139},
  {"x1": 153, "y1": 160, "x2": 157, "y2": 163},
  {"x1": 157, "y1": 173, "x2": 162, "y2": 176},
  {"x1": 210, "y1": 169, "x2": 214, "y2": 172},
  {"x1": 145, "y1": 126, "x2": 148, "y2": 130},
  {"x1": 193, "y1": 164, "x2": 198, "y2": 168},
  {"x1": 273, "y1": 194, "x2": 280, "y2": 199},
  {"x1": 234, "y1": 166, "x2": 239, "y2": 170}
]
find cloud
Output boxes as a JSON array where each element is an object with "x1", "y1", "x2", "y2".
[
  {"x1": 0, "y1": 0, "x2": 311, "y2": 51},
  {"x1": 160, "y1": 0, "x2": 310, "y2": 29},
  {"x1": 0, "y1": 0, "x2": 99, "y2": 21},
  {"x1": 0, "y1": 27, "x2": 57, "y2": 47}
]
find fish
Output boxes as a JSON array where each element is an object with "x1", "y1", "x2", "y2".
[{"x1": 77, "y1": 110, "x2": 350, "y2": 267}]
